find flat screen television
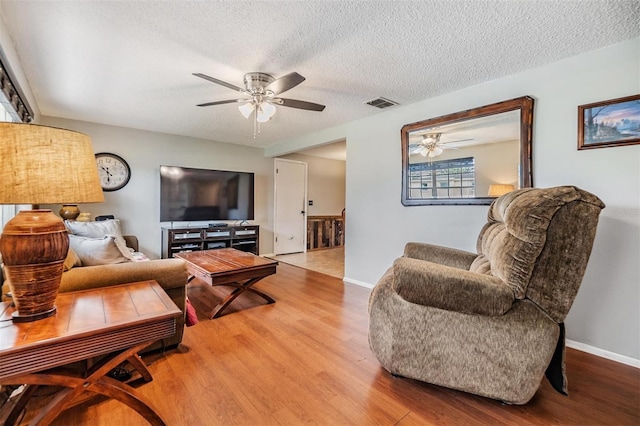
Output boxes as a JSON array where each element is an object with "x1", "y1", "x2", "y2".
[{"x1": 160, "y1": 165, "x2": 254, "y2": 222}]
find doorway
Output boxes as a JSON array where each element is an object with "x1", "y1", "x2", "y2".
[{"x1": 271, "y1": 141, "x2": 346, "y2": 277}]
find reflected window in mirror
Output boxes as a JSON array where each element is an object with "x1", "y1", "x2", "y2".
[
  {"x1": 401, "y1": 96, "x2": 534, "y2": 206},
  {"x1": 409, "y1": 157, "x2": 476, "y2": 199}
]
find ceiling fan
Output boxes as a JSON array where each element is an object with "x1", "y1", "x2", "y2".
[
  {"x1": 411, "y1": 133, "x2": 472, "y2": 158},
  {"x1": 193, "y1": 71, "x2": 326, "y2": 137}
]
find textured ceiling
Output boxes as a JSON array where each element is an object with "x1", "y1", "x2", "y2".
[{"x1": 1, "y1": 1, "x2": 639, "y2": 150}]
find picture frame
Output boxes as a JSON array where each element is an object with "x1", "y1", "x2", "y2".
[{"x1": 578, "y1": 94, "x2": 640, "y2": 150}]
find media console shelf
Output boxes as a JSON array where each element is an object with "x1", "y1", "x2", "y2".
[{"x1": 162, "y1": 225, "x2": 259, "y2": 258}]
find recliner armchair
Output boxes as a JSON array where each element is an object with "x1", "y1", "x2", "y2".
[{"x1": 368, "y1": 186, "x2": 605, "y2": 404}]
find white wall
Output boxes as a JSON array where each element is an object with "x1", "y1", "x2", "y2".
[
  {"x1": 268, "y1": 38, "x2": 640, "y2": 362},
  {"x1": 280, "y1": 153, "x2": 346, "y2": 216},
  {"x1": 40, "y1": 116, "x2": 275, "y2": 258},
  {"x1": 0, "y1": 8, "x2": 40, "y2": 121}
]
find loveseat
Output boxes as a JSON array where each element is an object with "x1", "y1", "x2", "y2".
[{"x1": 2, "y1": 221, "x2": 189, "y2": 351}]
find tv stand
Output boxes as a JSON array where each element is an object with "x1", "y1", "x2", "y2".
[{"x1": 162, "y1": 224, "x2": 259, "y2": 258}]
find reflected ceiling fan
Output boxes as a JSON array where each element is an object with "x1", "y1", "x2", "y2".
[
  {"x1": 411, "y1": 133, "x2": 473, "y2": 158},
  {"x1": 193, "y1": 71, "x2": 325, "y2": 138}
]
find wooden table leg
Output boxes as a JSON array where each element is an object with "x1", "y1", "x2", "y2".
[
  {"x1": 1, "y1": 341, "x2": 166, "y2": 426},
  {"x1": 0, "y1": 384, "x2": 39, "y2": 426},
  {"x1": 244, "y1": 286, "x2": 276, "y2": 304},
  {"x1": 210, "y1": 277, "x2": 275, "y2": 319}
]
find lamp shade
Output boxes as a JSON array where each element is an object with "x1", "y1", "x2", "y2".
[
  {"x1": 0, "y1": 123, "x2": 104, "y2": 205},
  {"x1": 488, "y1": 184, "x2": 515, "y2": 197}
]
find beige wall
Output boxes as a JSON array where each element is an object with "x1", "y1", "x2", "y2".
[{"x1": 280, "y1": 153, "x2": 346, "y2": 216}]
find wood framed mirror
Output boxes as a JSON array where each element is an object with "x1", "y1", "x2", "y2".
[{"x1": 401, "y1": 96, "x2": 534, "y2": 206}]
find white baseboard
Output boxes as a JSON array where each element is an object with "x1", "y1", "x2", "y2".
[
  {"x1": 261, "y1": 252, "x2": 276, "y2": 258},
  {"x1": 566, "y1": 339, "x2": 640, "y2": 368},
  {"x1": 343, "y1": 276, "x2": 375, "y2": 289}
]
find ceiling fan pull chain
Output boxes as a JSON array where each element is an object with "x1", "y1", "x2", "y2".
[{"x1": 253, "y1": 108, "x2": 257, "y2": 138}]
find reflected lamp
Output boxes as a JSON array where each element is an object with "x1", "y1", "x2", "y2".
[{"x1": 488, "y1": 184, "x2": 515, "y2": 197}]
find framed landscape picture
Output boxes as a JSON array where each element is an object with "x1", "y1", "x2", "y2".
[{"x1": 578, "y1": 94, "x2": 640, "y2": 150}]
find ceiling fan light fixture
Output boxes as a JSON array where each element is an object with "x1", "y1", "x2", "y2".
[
  {"x1": 422, "y1": 133, "x2": 440, "y2": 144},
  {"x1": 238, "y1": 102, "x2": 255, "y2": 118},
  {"x1": 256, "y1": 102, "x2": 276, "y2": 123},
  {"x1": 429, "y1": 147, "x2": 443, "y2": 157}
]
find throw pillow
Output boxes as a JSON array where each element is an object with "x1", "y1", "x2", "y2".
[
  {"x1": 65, "y1": 219, "x2": 133, "y2": 261},
  {"x1": 68, "y1": 235, "x2": 132, "y2": 266},
  {"x1": 65, "y1": 218, "x2": 124, "y2": 241},
  {"x1": 63, "y1": 248, "x2": 82, "y2": 271}
]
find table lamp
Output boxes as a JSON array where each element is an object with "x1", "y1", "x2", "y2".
[
  {"x1": 488, "y1": 184, "x2": 515, "y2": 197},
  {"x1": 0, "y1": 123, "x2": 104, "y2": 322}
]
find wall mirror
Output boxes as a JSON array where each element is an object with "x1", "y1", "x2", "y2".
[{"x1": 401, "y1": 96, "x2": 534, "y2": 206}]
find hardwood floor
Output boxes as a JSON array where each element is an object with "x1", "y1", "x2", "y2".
[{"x1": 17, "y1": 264, "x2": 640, "y2": 425}]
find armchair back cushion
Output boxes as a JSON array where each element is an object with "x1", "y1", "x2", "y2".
[{"x1": 473, "y1": 186, "x2": 605, "y2": 322}]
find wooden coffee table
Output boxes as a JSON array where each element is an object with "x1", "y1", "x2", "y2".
[
  {"x1": 0, "y1": 280, "x2": 181, "y2": 426},
  {"x1": 175, "y1": 248, "x2": 278, "y2": 319}
]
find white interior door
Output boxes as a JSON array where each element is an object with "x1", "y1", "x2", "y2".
[{"x1": 274, "y1": 159, "x2": 307, "y2": 255}]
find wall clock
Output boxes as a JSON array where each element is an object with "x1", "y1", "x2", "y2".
[{"x1": 95, "y1": 152, "x2": 131, "y2": 191}]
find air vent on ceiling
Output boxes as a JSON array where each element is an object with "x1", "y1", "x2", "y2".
[{"x1": 365, "y1": 97, "x2": 399, "y2": 109}]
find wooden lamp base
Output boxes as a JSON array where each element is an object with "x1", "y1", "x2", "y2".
[
  {"x1": 0, "y1": 210, "x2": 68, "y2": 323},
  {"x1": 11, "y1": 306, "x2": 57, "y2": 323}
]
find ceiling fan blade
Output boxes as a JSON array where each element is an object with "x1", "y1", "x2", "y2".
[
  {"x1": 266, "y1": 72, "x2": 306, "y2": 95},
  {"x1": 196, "y1": 99, "x2": 245, "y2": 107},
  {"x1": 276, "y1": 98, "x2": 326, "y2": 111},
  {"x1": 193, "y1": 73, "x2": 244, "y2": 92}
]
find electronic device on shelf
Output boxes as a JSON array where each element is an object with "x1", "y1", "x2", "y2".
[{"x1": 209, "y1": 223, "x2": 227, "y2": 228}]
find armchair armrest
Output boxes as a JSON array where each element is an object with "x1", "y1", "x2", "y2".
[
  {"x1": 403, "y1": 242, "x2": 477, "y2": 270},
  {"x1": 392, "y1": 257, "x2": 514, "y2": 316},
  {"x1": 60, "y1": 258, "x2": 187, "y2": 293}
]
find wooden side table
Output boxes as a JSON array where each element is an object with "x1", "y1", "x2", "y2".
[{"x1": 0, "y1": 280, "x2": 181, "y2": 425}]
